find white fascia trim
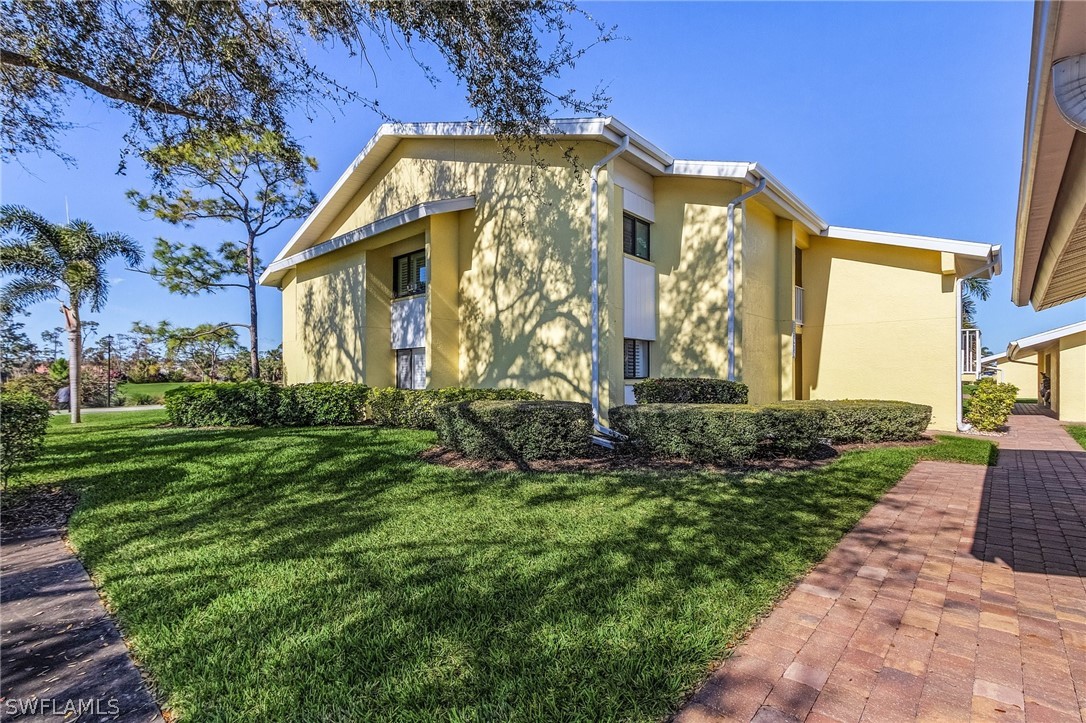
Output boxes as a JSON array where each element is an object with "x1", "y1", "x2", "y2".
[
  {"x1": 259, "y1": 196, "x2": 476, "y2": 286},
  {"x1": 826, "y1": 226, "x2": 1001, "y2": 265},
  {"x1": 1013, "y1": 0, "x2": 1058, "y2": 304},
  {"x1": 1008, "y1": 319, "x2": 1086, "y2": 360},
  {"x1": 666, "y1": 160, "x2": 827, "y2": 234},
  {"x1": 979, "y1": 353, "x2": 1009, "y2": 365}
]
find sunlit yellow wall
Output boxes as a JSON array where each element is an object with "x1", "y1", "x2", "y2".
[
  {"x1": 994, "y1": 355, "x2": 1039, "y2": 399},
  {"x1": 283, "y1": 138, "x2": 611, "y2": 403},
  {"x1": 651, "y1": 176, "x2": 742, "y2": 380},
  {"x1": 1058, "y1": 332, "x2": 1086, "y2": 422},
  {"x1": 281, "y1": 270, "x2": 300, "y2": 383},
  {"x1": 736, "y1": 201, "x2": 793, "y2": 404},
  {"x1": 800, "y1": 236, "x2": 957, "y2": 429}
]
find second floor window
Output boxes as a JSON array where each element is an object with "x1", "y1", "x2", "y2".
[
  {"x1": 393, "y1": 250, "x2": 426, "y2": 298},
  {"x1": 623, "y1": 214, "x2": 650, "y2": 261}
]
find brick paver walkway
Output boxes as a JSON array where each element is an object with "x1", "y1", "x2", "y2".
[{"x1": 675, "y1": 411, "x2": 1086, "y2": 722}]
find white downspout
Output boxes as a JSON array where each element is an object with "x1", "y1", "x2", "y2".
[
  {"x1": 725, "y1": 178, "x2": 768, "y2": 381},
  {"x1": 956, "y1": 255, "x2": 1000, "y2": 431},
  {"x1": 589, "y1": 134, "x2": 630, "y2": 444}
]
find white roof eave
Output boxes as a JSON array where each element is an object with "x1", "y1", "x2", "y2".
[
  {"x1": 1007, "y1": 319, "x2": 1086, "y2": 360},
  {"x1": 266, "y1": 116, "x2": 1001, "y2": 281}
]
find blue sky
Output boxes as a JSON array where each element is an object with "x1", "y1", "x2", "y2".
[{"x1": 3, "y1": 1, "x2": 1083, "y2": 355}]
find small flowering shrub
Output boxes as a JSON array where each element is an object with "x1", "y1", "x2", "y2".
[{"x1": 965, "y1": 378, "x2": 1018, "y2": 431}]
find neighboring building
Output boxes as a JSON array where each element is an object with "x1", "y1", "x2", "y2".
[
  {"x1": 261, "y1": 118, "x2": 1000, "y2": 430},
  {"x1": 979, "y1": 351, "x2": 1040, "y2": 400},
  {"x1": 1006, "y1": 321, "x2": 1086, "y2": 422},
  {"x1": 1014, "y1": 0, "x2": 1086, "y2": 310}
]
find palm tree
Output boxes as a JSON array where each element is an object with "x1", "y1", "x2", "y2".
[
  {"x1": 0, "y1": 206, "x2": 142, "y2": 422},
  {"x1": 961, "y1": 276, "x2": 991, "y2": 329}
]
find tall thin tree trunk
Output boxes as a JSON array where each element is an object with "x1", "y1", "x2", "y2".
[
  {"x1": 247, "y1": 236, "x2": 259, "y2": 380},
  {"x1": 68, "y1": 305, "x2": 81, "y2": 424}
]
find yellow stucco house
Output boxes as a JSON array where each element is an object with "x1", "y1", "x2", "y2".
[
  {"x1": 1003, "y1": 321, "x2": 1086, "y2": 422},
  {"x1": 980, "y1": 352, "x2": 1040, "y2": 400},
  {"x1": 261, "y1": 118, "x2": 1000, "y2": 431}
]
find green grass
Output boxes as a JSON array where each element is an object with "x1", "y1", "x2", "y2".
[
  {"x1": 1016, "y1": 398, "x2": 1038, "y2": 404},
  {"x1": 1067, "y1": 425, "x2": 1086, "y2": 451},
  {"x1": 116, "y1": 381, "x2": 197, "y2": 399},
  {"x1": 15, "y1": 413, "x2": 996, "y2": 721}
]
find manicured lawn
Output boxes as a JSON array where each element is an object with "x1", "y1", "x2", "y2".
[
  {"x1": 117, "y1": 381, "x2": 197, "y2": 398},
  {"x1": 1067, "y1": 425, "x2": 1086, "y2": 451},
  {"x1": 16, "y1": 412, "x2": 995, "y2": 721}
]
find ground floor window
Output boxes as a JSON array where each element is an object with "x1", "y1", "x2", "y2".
[
  {"x1": 396, "y1": 348, "x2": 426, "y2": 389},
  {"x1": 624, "y1": 338, "x2": 650, "y2": 379}
]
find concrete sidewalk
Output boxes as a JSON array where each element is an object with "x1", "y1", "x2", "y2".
[{"x1": 674, "y1": 411, "x2": 1086, "y2": 722}]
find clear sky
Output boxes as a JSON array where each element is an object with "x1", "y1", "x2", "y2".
[{"x1": 3, "y1": 1, "x2": 1083, "y2": 355}]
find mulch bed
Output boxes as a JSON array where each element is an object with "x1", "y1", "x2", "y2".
[
  {"x1": 1, "y1": 486, "x2": 78, "y2": 532},
  {"x1": 420, "y1": 437, "x2": 937, "y2": 474}
]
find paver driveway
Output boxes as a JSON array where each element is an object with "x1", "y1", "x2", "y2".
[{"x1": 675, "y1": 410, "x2": 1086, "y2": 722}]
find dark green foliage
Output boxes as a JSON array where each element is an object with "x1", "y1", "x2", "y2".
[
  {"x1": 367, "y1": 387, "x2": 542, "y2": 430},
  {"x1": 0, "y1": 390, "x2": 50, "y2": 481},
  {"x1": 277, "y1": 382, "x2": 370, "y2": 427},
  {"x1": 126, "y1": 392, "x2": 162, "y2": 406},
  {"x1": 164, "y1": 381, "x2": 280, "y2": 427},
  {"x1": 966, "y1": 378, "x2": 1018, "y2": 432},
  {"x1": 609, "y1": 404, "x2": 782, "y2": 464},
  {"x1": 435, "y1": 400, "x2": 592, "y2": 461},
  {"x1": 632, "y1": 377, "x2": 748, "y2": 405},
  {"x1": 757, "y1": 404, "x2": 829, "y2": 457},
  {"x1": 782, "y1": 400, "x2": 932, "y2": 444}
]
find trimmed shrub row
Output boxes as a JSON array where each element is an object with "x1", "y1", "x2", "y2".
[
  {"x1": 1, "y1": 391, "x2": 51, "y2": 483},
  {"x1": 610, "y1": 399, "x2": 933, "y2": 464},
  {"x1": 783, "y1": 400, "x2": 932, "y2": 444},
  {"x1": 632, "y1": 377, "x2": 748, "y2": 405},
  {"x1": 436, "y1": 400, "x2": 593, "y2": 461},
  {"x1": 164, "y1": 382, "x2": 541, "y2": 429},
  {"x1": 368, "y1": 387, "x2": 541, "y2": 430},
  {"x1": 610, "y1": 403, "x2": 825, "y2": 464}
]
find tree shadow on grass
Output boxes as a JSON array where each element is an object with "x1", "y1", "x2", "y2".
[{"x1": 28, "y1": 419, "x2": 934, "y2": 721}]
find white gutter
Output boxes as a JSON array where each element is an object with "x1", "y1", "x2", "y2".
[
  {"x1": 725, "y1": 179, "x2": 768, "y2": 381},
  {"x1": 956, "y1": 252, "x2": 1002, "y2": 431},
  {"x1": 589, "y1": 134, "x2": 630, "y2": 446}
]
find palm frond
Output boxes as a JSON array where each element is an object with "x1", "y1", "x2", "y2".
[
  {"x1": 0, "y1": 205, "x2": 65, "y2": 254},
  {"x1": 1, "y1": 277, "x2": 58, "y2": 312},
  {"x1": 0, "y1": 239, "x2": 62, "y2": 278}
]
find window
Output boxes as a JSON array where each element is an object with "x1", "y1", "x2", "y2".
[
  {"x1": 396, "y1": 348, "x2": 426, "y2": 389},
  {"x1": 623, "y1": 214, "x2": 650, "y2": 261},
  {"x1": 393, "y1": 250, "x2": 427, "y2": 298},
  {"x1": 624, "y1": 338, "x2": 649, "y2": 379}
]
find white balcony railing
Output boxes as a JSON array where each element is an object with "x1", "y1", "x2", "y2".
[
  {"x1": 961, "y1": 328, "x2": 980, "y2": 375},
  {"x1": 794, "y1": 286, "x2": 805, "y2": 326}
]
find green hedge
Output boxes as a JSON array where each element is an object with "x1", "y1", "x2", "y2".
[
  {"x1": 783, "y1": 400, "x2": 932, "y2": 443},
  {"x1": 966, "y1": 378, "x2": 1018, "y2": 432},
  {"x1": 368, "y1": 387, "x2": 542, "y2": 430},
  {"x1": 610, "y1": 399, "x2": 934, "y2": 464},
  {"x1": 165, "y1": 381, "x2": 369, "y2": 427},
  {"x1": 1, "y1": 391, "x2": 51, "y2": 482},
  {"x1": 632, "y1": 377, "x2": 748, "y2": 404},
  {"x1": 610, "y1": 403, "x2": 825, "y2": 464},
  {"x1": 165, "y1": 381, "x2": 282, "y2": 427},
  {"x1": 435, "y1": 400, "x2": 592, "y2": 461},
  {"x1": 277, "y1": 383, "x2": 371, "y2": 427},
  {"x1": 164, "y1": 382, "x2": 540, "y2": 429}
]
